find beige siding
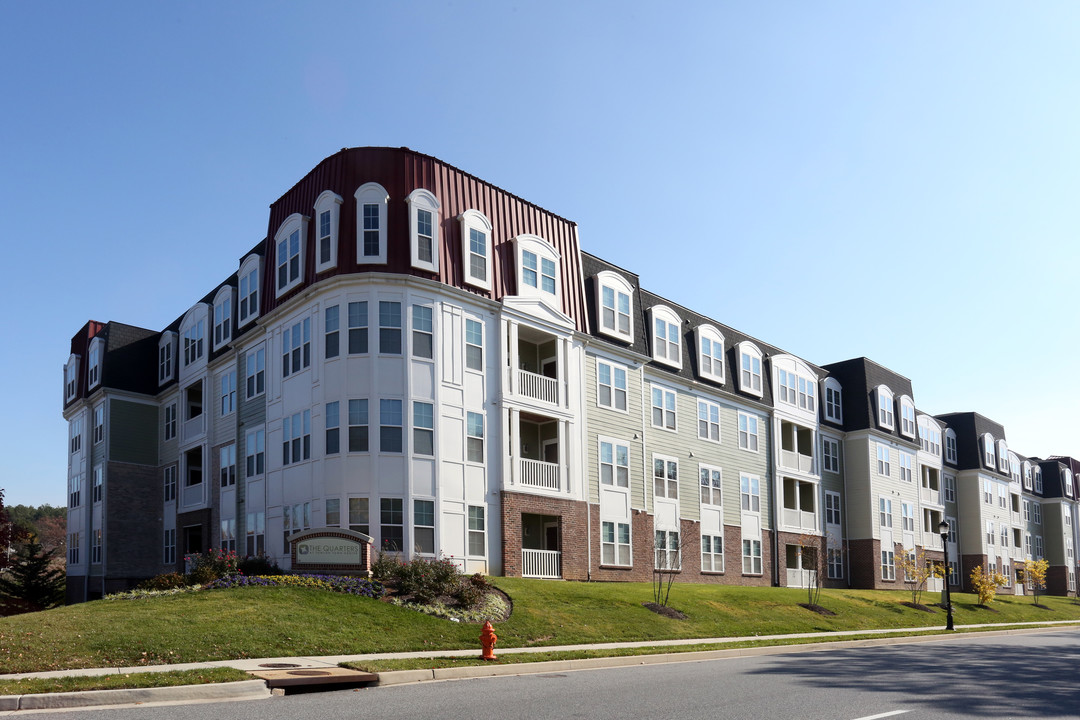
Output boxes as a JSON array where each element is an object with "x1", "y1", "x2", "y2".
[{"x1": 584, "y1": 353, "x2": 645, "y2": 509}]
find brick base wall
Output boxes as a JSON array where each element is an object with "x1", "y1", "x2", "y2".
[{"x1": 501, "y1": 492, "x2": 589, "y2": 580}]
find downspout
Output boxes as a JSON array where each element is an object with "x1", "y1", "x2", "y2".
[
  {"x1": 841, "y1": 437, "x2": 852, "y2": 588},
  {"x1": 770, "y1": 416, "x2": 780, "y2": 587}
]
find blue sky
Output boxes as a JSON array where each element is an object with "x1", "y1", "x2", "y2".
[{"x1": 2, "y1": 2, "x2": 1078, "y2": 507}]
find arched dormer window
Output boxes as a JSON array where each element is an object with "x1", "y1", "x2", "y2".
[
  {"x1": 649, "y1": 305, "x2": 682, "y2": 369},
  {"x1": 459, "y1": 209, "x2": 492, "y2": 291},
  {"x1": 1033, "y1": 465, "x2": 1043, "y2": 493},
  {"x1": 87, "y1": 337, "x2": 103, "y2": 389},
  {"x1": 695, "y1": 324, "x2": 724, "y2": 383},
  {"x1": 179, "y1": 305, "x2": 208, "y2": 371},
  {"x1": 274, "y1": 213, "x2": 308, "y2": 297},
  {"x1": 212, "y1": 286, "x2": 234, "y2": 350},
  {"x1": 875, "y1": 386, "x2": 894, "y2": 430},
  {"x1": 64, "y1": 353, "x2": 81, "y2": 401},
  {"x1": 1063, "y1": 468, "x2": 1074, "y2": 497},
  {"x1": 513, "y1": 234, "x2": 560, "y2": 302},
  {"x1": 981, "y1": 433, "x2": 996, "y2": 469},
  {"x1": 823, "y1": 377, "x2": 843, "y2": 423},
  {"x1": 771, "y1": 354, "x2": 817, "y2": 412},
  {"x1": 996, "y1": 439, "x2": 1009, "y2": 473},
  {"x1": 899, "y1": 396, "x2": 916, "y2": 438},
  {"x1": 917, "y1": 415, "x2": 941, "y2": 456},
  {"x1": 1023, "y1": 461, "x2": 1033, "y2": 489},
  {"x1": 1009, "y1": 453, "x2": 1021, "y2": 483},
  {"x1": 595, "y1": 271, "x2": 634, "y2": 343},
  {"x1": 945, "y1": 428, "x2": 958, "y2": 464},
  {"x1": 406, "y1": 188, "x2": 440, "y2": 273},
  {"x1": 737, "y1": 341, "x2": 763, "y2": 397},
  {"x1": 355, "y1": 182, "x2": 389, "y2": 265},
  {"x1": 314, "y1": 190, "x2": 343, "y2": 274},
  {"x1": 158, "y1": 332, "x2": 177, "y2": 385},
  {"x1": 237, "y1": 254, "x2": 260, "y2": 326}
]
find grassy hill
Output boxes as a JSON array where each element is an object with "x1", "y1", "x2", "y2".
[{"x1": 2, "y1": 579, "x2": 1078, "y2": 674}]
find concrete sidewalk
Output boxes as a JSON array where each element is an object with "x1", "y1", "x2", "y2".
[{"x1": 1, "y1": 620, "x2": 1078, "y2": 712}]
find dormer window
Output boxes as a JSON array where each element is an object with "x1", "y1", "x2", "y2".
[
  {"x1": 158, "y1": 333, "x2": 176, "y2": 385},
  {"x1": 649, "y1": 306, "x2": 682, "y2": 368},
  {"x1": 1064, "y1": 469, "x2": 1074, "y2": 497},
  {"x1": 982, "y1": 433, "x2": 996, "y2": 468},
  {"x1": 945, "y1": 429, "x2": 957, "y2": 464},
  {"x1": 514, "y1": 235, "x2": 561, "y2": 303},
  {"x1": 406, "y1": 189, "x2": 440, "y2": 273},
  {"x1": 314, "y1": 190, "x2": 343, "y2": 273},
  {"x1": 274, "y1": 213, "x2": 307, "y2": 296},
  {"x1": 1023, "y1": 461, "x2": 1033, "y2": 490},
  {"x1": 1009, "y1": 454, "x2": 1020, "y2": 483},
  {"x1": 996, "y1": 440, "x2": 1008, "y2": 473},
  {"x1": 180, "y1": 307, "x2": 208, "y2": 369},
  {"x1": 899, "y1": 396, "x2": 915, "y2": 438},
  {"x1": 1034, "y1": 466, "x2": 1043, "y2": 493},
  {"x1": 212, "y1": 287, "x2": 233, "y2": 350},
  {"x1": 823, "y1": 378, "x2": 843, "y2": 423},
  {"x1": 918, "y1": 416, "x2": 941, "y2": 456},
  {"x1": 459, "y1": 210, "x2": 492, "y2": 290},
  {"x1": 87, "y1": 339, "x2": 102, "y2": 389},
  {"x1": 595, "y1": 271, "x2": 634, "y2": 343},
  {"x1": 738, "y1": 342, "x2": 763, "y2": 397},
  {"x1": 695, "y1": 325, "x2": 724, "y2": 383},
  {"x1": 355, "y1": 182, "x2": 389, "y2": 265},
  {"x1": 64, "y1": 354, "x2": 80, "y2": 401},
  {"x1": 237, "y1": 255, "x2": 260, "y2": 325},
  {"x1": 876, "y1": 386, "x2": 894, "y2": 430}
]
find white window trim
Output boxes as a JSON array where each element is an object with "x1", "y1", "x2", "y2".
[
  {"x1": 178, "y1": 306, "x2": 208, "y2": 373},
  {"x1": 898, "y1": 395, "x2": 916, "y2": 438},
  {"x1": 65, "y1": 354, "x2": 80, "y2": 401},
  {"x1": 699, "y1": 463, "x2": 722, "y2": 507},
  {"x1": 355, "y1": 182, "x2": 389, "y2": 265},
  {"x1": 596, "y1": 359, "x2": 629, "y2": 413},
  {"x1": 513, "y1": 234, "x2": 561, "y2": 303},
  {"x1": 737, "y1": 341, "x2": 763, "y2": 397},
  {"x1": 158, "y1": 332, "x2": 176, "y2": 385},
  {"x1": 737, "y1": 411, "x2": 760, "y2": 453},
  {"x1": 598, "y1": 436, "x2": 631, "y2": 489},
  {"x1": 87, "y1": 338, "x2": 103, "y2": 390},
  {"x1": 459, "y1": 209, "x2": 493, "y2": 291},
  {"x1": 823, "y1": 377, "x2": 843, "y2": 423},
  {"x1": 694, "y1": 324, "x2": 725, "y2": 383},
  {"x1": 822, "y1": 436, "x2": 840, "y2": 474},
  {"x1": 945, "y1": 429, "x2": 958, "y2": 464},
  {"x1": 996, "y1": 439, "x2": 1009, "y2": 473},
  {"x1": 237, "y1": 254, "x2": 260, "y2": 326},
  {"x1": 876, "y1": 385, "x2": 895, "y2": 430},
  {"x1": 406, "y1": 188, "x2": 440, "y2": 273},
  {"x1": 650, "y1": 384, "x2": 677, "y2": 432},
  {"x1": 313, "y1": 189, "x2": 343, "y2": 274},
  {"x1": 274, "y1": 213, "x2": 308, "y2": 298},
  {"x1": 595, "y1": 271, "x2": 634, "y2": 343},
  {"x1": 211, "y1": 286, "x2": 234, "y2": 352},
  {"x1": 652, "y1": 453, "x2": 679, "y2": 500},
  {"x1": 649, "y1": 305, "x2": 683, "y2": 369},
  {"x1": 696, "y1": 398, "x2": 721, "y2": 443},
  {"x1": 982, "y1": 433, "x2": 996, "y2": 469}
]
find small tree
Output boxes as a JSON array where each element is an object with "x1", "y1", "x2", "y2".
[
  {"x1": 896, "y1": 547, "x2": 934, "y2": 606},
  {"x1": 970, "y1": 564, "x2": 1007, "y2": 606},
  {"x1": 651, "y1": 529, "x2": 691, "y2": 608},
  {"x1": 0, "y1": 537, "x2": 66, "y2": 614},
  {"x1": 797, "y1": 532, "x2": 827, "y2": 608},
  {"x1": 1023, "y1": 558, "x2": 1049, "y2": 606},
  {"x1": 0, "y1": 489, "x2": 12, "y2": 571}
]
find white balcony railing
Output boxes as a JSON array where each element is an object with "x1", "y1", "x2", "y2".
[
  {"x1": 522, "y1": 549, "x2": 561, "y2": 578},
  {"x1": 786, "y1": 568, "x2": 817, "y2": 588},
  {"x1": 782, "y1": 508, "x2": 817, "y2": 532},
  {"x1": 922, "y1": 532, "x2": 942, "y2": 551},
  {"x1": 780, "y1": 450, "x2": 813, "y2": 473},
  {"x1": 182, "y1": 414, "x2": 205, "y2": 442},
  {"x1": 921, "y1": 487, "x2": 941, "y2": 506},
  {"x1": 182, "y1": 481, "x2": 204, "y2": 508},
  {"x1": 520, "y1": 458, "x2": 560, "y2": 491},
  {"x1": 517, "y1": 369, "x2": 559, "y2": 405}
]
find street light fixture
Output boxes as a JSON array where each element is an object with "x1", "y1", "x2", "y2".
[{"x1": 938, "y1": 519, "x2": 955, "y2": 631}]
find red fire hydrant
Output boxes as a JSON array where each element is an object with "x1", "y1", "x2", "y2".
[{"x1": 480, "y1": 620, "x2": 498, "y2": 660}]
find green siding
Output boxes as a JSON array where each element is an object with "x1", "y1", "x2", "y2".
[{"x1": 109, "y1": 400, "x2": 158, "y2": 466}]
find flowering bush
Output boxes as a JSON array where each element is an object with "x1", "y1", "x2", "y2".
[
  {"x1": 207, "y1": 573, "x2": 385, "y2": 598},
  {"x1": 136, "y1": 572, "x2": 189, "y2": 591},
  {"x1": 185, "y1": 548, "x2": 240, "y2": 585},
  {"x1": 393, "y1": 556, "x2": 463, "y2": 604},
  {"x1": 105, "y1": 586, "x2": 202, "y2": 601}
]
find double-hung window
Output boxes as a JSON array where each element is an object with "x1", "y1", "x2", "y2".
[
  {"x1": 650, "y1": 307, "x2": 682, "y2": 367},
  {"x1": 602, "y1": 522, "x2": 631, "y2": 566},
  {"x1": 600, "y1": 440, "x2": 630, "y2": 488},
  {"x1": 738, "y1": 412, "x2": 759, "y2": 452},
  {"x1": 379, "y1": 302, "x2": 402, "y2": 354},
  {"x1": 879, "y1": 497, "x2": 892, "y2": 528},
  {"x1": 696, "y1": 325, "x2": 724, "y2": 382},
  {"x1": 219, "y1": 444, "x2": 236, "y2": 487},
  {"x1": 380, "y1": 399, "x2": 403, "y2": 453},
  {"x1": 655, "y1": 530, "x2": 681, "y2": 570},
  {"x1": 651, "y1": 386, "x2": 676, "y2": 431},
  {"x1": 414, "y1": 500, "x2": 435, "y2": 554},
  {"x1": 825, "y1": 491, "x2": 841, "y2": 525},
  {"x1": 245, "y1": 429, "x2": 265, "y2": 477},
  {"x1": 355, "y1": 182, "x2": 388, "y2": 264},
  {"x1": 738, "y1": 343, "x2": 762, "y2": 396},
  {"x1": 314, "y1": 190, "x2": 342, "y2": 272},
  {"x1": 412, "y1": 305, "x2": 433, "y2": 359},
  {"x1": 742, "y1": 539, "x2": 762, "y2": 574},
  {"x1": 163, "y1": 403, "x2": 177, "y2": 441},
  {"x1": 466, "y1": 412, "x2": 484, "y2": 463},
  {"x1": 381, "y1": 498, "x2": 403, "y2": 551},
  {"x1": 406, "y1": 189, "x2": 440, "y2": 272},
  {"x1": 348, "y1": 301, "x2": 368, "y2": 354},
  {"x1": 899, "y1": 397, "x2": 916, "y2": 437},
  {"x1": 697, "y1": 400, "x2": 720, "y2": 442},
  {"x1": 823, "y1": 378, "x2": 842, "y2": 423},
  {"x1": 602, "y1": 286, "x2": 631, "y2": 338},
  {"x1": 282, "y1": 318, "x2": 311, "y2": 377},
  {"x1": 597, "y1": 361, "x2": 628, "y2": 411},
  {"x1": 653, "y1": 456, "x2": 678, "y2": 499},
  {"x1": 213, "y1": 291, "x2": 232, "y2": 347},
  {"x1": 899, "y1": 452, "x2": 913, "y2": 482},
  {"x1": 945, "y1": 431, "x2": 958, "y2": 464},
  {"x1": 699, "y1": 465, "x2": 722, "y2": 505},
  {"x1": 238, "y1": 261, "x2": 259, "y2": 324},
  {"x1": 702, "y1": 534, "x2": 724, "y2": 572},
  {"x1": 182, "y1": 320, "x2": 204, "y2": 367},
  {"x1": 822, "y1": 437, "x2": 840, "y2": 473},
  {"x1": 325, "y1": 402, "x2": 340, "y2": 454},
  {"x1": 92, "y1": 405, "x2": 104, "y2": 445},
  {"x1": 246, "y1": 348, "x2": 265, "y2": 398},
  {"x1": 163, "y1": 466, "x2": 177, "y2": 502},
  {"x1": 465, "y1": 319, "x2": 483, "y2": 371},
  {"x1": 778, "y1": 369, "x2": 796, "y2": 405},
  {"x1": 901, "y1": 502, "x2": 915, "y2": 531},
  {"x1": 468, "y1": 506, "x2": 486, "y2": 556},
  {"x1": 876, "y1": 445, "x2": 891, "y2": 476},
  {"x1": 70, "y1": 418, "x2": 82, "y2": 453},
  {"x1": 325, "y1": 306, "x2": 339, "y2": 359},
  {"x1": 282, "y1": 410, "x2": 311, "y2": 465},
  {"x1": 460, "y1": 210, "x2": 493, "y2": 290},
  {"x1": 275, "y1": 216, "x2": 304, "y2": 295},
  {"x1": 413, "y1": 402, "x2": 434, "y2": 456},
  {"x1": 220, "y1": 371, "x2": 236, "y2": 415},
  {"x1": 740, "y1": 475, "x2": 760, "y2": 512},
  {"x1": 877, "y1": 387, "x2": 894, "y2": 429},
  {"x1": 797, "y1": 376, "x2": 815, "y2": 411},
  {"x1": 348, "y1": 399, "x2": 369, "y2": 452},
  {"x1": 522, "y1": 250, "x2": 556, "y2": 294}
]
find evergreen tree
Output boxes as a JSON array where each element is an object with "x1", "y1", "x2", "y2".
[
  {"x1": 0, "y1": 537, "x2": 66, "y2": 614},
  {"x1": 0, "y1": 489, "x2": 12, "y2": 571}
]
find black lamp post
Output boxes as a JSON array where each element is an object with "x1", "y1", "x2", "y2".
[{"x1": 938, "y1": 519, "x2": 955, "y2": 631}]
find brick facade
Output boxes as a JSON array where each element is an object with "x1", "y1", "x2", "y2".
[{"x1": 501, "y1": 491, "x2": 589, "y2": 580}]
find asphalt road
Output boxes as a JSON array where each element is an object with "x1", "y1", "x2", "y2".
[{"x1": 17, "y1": 629, "x2": 1080, "y2": 719}]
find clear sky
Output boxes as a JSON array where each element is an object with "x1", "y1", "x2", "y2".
[{"x1": 2, "y1": 2, "x2": 1078, "y2": 507}]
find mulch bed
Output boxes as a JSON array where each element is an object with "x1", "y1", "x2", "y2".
[
  {"x1": 798, "y1": 603, "x2": 837, "y2": 616},
  {"x1": 642, "y1": 602, "x2": 688, "y2": 620},
  {"x1": 900, "y1": 602, "x2": 937, "y2": 613},
  {"x1": 1033, "y1": 603, "x2": 1053, "y2": 611},
  {"x1": 974, "y1": 604, "x2": 1001, "y2": 613}
]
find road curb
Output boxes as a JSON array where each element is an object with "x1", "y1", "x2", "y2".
[{"x1": 7, "y1": 679, "x2": 271, "y2": 711}]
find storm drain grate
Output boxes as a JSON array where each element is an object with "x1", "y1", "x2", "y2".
[{"x1": 259, "y1": 663, "x2": 302, "y2": 669}]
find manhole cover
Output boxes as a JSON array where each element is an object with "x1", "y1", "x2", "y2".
[
  {"x1": 287, "y1": 670, "x2": 331, "y2": 676},
  {"x1": 259, "y1": 663, "x2": 302, "y2": 669}
]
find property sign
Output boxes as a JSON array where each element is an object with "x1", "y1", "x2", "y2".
[{"x1": 295, "y1": 537, "x2": 362, "y2": 565}]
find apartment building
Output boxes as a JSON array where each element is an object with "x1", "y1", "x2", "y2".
[{"x1": 61, "y1": 147, "x2": 1080, "y2": 600}]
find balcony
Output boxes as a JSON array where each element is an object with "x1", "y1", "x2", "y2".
[
  {"x1": 922, "y1": 532, "x2": 942, "y2": 551},
  {"x1": 920, "y1": 487, "x2": 941, "y2": 506},
  {"x1": 782, "y1": 477, "x2": 818, "y2": 532},
  {"x1": 520, "y1": 458, "x2": 560, "y2": 491},
  {"x1": 779, "y1": 421, "x2": 815, "y2": 475},
  {"x1": 786, "y1": 568, "x2": 818, "y2": 589},
  {"x1": 522, "y1": 549, "x2": 561, "y2": 578},
  {"x1": 781, "y1": 450, "x2": 813, "y2": 474},
  {"x1": 517, "y1": 369, "x2": 559, "y2": 405}
]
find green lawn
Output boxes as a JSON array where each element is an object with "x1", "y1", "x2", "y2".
[
  {"x1": 1, "y1": 579, "x2": 1077, "y2": 675},
  {"x1": 0, "y1": 668, "x2": 250, "y2": 696}
]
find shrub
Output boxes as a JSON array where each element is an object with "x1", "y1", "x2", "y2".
[
  {"x1": 237, "y1": 554, "x2": 282, "y2": 576},
  {"x1": 970, "y1": 564, "x2": 1007, "y2": 605},
  {"x1": 184, "y1": 548, "x2": 239, "y2": 585},
  {"x1": 136, "y1": 573, "x2": 188, "y2": 591},
  {"x1": 455, "y1": 581, "x2": 487, "y2": 610},
  {"x1": 394, "y1": 556, "x2": 462, "y2": 604},
  {"x1": 371, "y1": 551, "x2": 401, "y2": 582},
  {"x1": 207, "y1": 573, "x2": 384, "y2": 598}
]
